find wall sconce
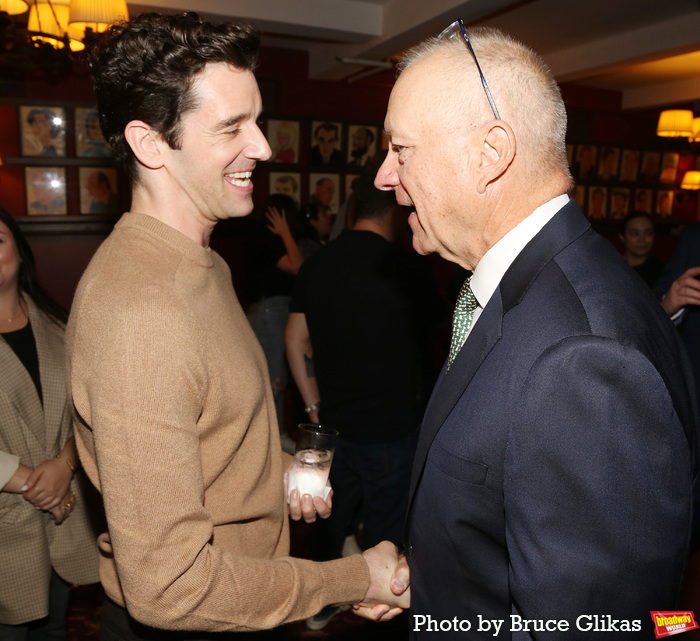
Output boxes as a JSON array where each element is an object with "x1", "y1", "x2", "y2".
[
  {"x1": 69, "y1": 0, "x2": 128, "y2": 35},
  {"x1": 656, "y1": 109, "x2": 694, "y2": 138},
  {"x1": 28, "y1": 0, "x2": 85, "y2": 52},
  {"x1": 680, "y1": 170, "x2": 700, "y2": 190},
  {"x1": 690, "y1": 117, "x2": 700, "y2": 143},
  {"x1": 0, "y1": 0, "x2": 29, "y2": 13}
]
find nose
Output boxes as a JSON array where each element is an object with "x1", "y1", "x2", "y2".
[
  {"x1": 249, "y1": 123, "x2": 272, "y2": 162},
  {"x1": 374, "y1": 152, "x2": 399, "y2": 191}
]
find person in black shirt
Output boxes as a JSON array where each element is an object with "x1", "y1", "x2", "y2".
[
  {"x1": 619, "y1": 211, "x2": 664, "y2": 288},
  {"x1": 286, "y1": 163, "x2": 440, "y2": 628},
  {"x1": 0, "y1": 206, "x2": 100, "y2": 639},
  {"x1": 246, "y1": 194, "x2": 304, "y2": 449}
]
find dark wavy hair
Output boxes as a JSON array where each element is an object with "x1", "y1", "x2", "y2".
[
  {"x1": 89, "y1": 12, "x2": 260, "y2": 182},
  {"x1": 620, "y1": 210, "x2": 654, "y2": 235},
  {"x1": 0, "y1": 207, "x2": 67, "y2": 326}
]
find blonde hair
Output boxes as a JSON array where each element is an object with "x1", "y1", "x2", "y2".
[
  {"x1": 399, "y1": 27, "x2": 572, "y2": 188},
  {"x1": 274, "y1": 121, "x2": 297, "y2": 149}
]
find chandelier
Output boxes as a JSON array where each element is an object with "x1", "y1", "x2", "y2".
[{"x1": 0, "y1": 0, "x2": 128, "y2": 72}]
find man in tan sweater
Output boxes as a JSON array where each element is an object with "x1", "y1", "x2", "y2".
[{"x1": 65, "y1": 12, "x2": 408, "y2": 639}]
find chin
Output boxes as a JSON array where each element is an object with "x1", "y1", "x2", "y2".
[{"x1": 411, "y1": 234, "x2": 431, "y2": 256}]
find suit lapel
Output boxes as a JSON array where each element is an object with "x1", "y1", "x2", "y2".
[
  {"x1": 408, "y1": 201, "x2": 592, "y2": 504},
  {"x1": 409, "y1": 294, "x2": 503, "y2": 498}
]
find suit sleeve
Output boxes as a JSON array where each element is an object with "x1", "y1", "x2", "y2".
[{"x1": 505, "y1": 336, "x2": 692, "y2": 635}]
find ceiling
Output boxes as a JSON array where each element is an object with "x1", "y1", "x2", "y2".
[{"x1": 61, "y1": 0, "x2": 700, "y2": 111}]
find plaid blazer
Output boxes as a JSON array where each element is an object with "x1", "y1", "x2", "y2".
[{"x1": 0, "y1": 297, "x2": 100, "y2": 625}]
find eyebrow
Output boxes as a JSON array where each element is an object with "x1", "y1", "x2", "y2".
[
  {"x1": 212, "y1": 115, "x2": 246, "y2": 132},
  {"x1": 211, "y1": 108, "x2": 263, "y2": 133}
]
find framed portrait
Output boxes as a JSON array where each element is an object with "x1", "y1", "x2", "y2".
[
  {"x1": 656, "y1": 190, "x2": 674, "y2": 218},
  {"x1": 573, "y1": 144, "x2": 597, "y2": 181},
  {"x1": 347, "y1": 125, "x2": 378, "y2": 166},
  {"x1": 26, "y1": 167, "x2": 67, "y2": 215},
  {"x1": 659, "y1": 152, "x2": 680, "y2": 185},
  {"x1": 75, "y1": 107, "x2": 112, "y2": 158},
  {"x1": 345, "y1": 173, "x2": 361, "y2": 202},
  {"x1": 633, "y1": 188, "x2": 653, "y2": 214},
  {"x1": 267, "y1": 120, "x2": 299, "y2": 164},
  {"x1": 309, "y1": 121, "x2": 343, "y2": 166},
  {"x1": 597, "y1": 146, "x2": 620, "y2": 181},
  {"x1": 639, "y1": 151, "x2": 661, "y2": 185},
  {"x1": 587, "y1": 186, "x2": 607, "y2": 219},
  {"x1": 20, "y1": 105, "x2": 66, "y2": 158},
  {"x1": 609, "y1": 188, "x2": 630, "y2": 220},
  {"x1": 309, "y1": 173, "x2": 340, "y2": 214},
  {"x1": 79, "y1": 167, "x2": 120, "y2": 215},
  {"x1": 269, "y1": 172, "x2": 301, "y2": 205},
  {"x1": 618, "y1": 149, "x2": 640, "y2": 182},
  {"x1": 573, "y1": 185, "x2": 586, "y2": 210}
]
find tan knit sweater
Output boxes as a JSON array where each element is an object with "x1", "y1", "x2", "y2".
[{"x1": 66, "y1": 213, "x2": 369, "y2": 632}]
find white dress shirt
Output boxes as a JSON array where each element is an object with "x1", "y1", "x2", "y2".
[{"x1": 466, "y1": 194, "x2": 570, "y2": 338}]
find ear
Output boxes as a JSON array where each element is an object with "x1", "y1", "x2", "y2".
[
  {"x1": 124, "y1": 120, "x2": 165, "y2": 171},
  {"x1": 475, "y1": 122, "x2": 516, "y2": 194}
]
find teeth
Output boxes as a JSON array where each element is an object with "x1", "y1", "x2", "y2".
[{"x1": 225, "y1": 171, "x2": 252, "y2": 186}]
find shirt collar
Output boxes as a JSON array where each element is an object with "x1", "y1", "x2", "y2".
[{"x1": 470, "y1": 194, "x2": 570, "y2": 309}]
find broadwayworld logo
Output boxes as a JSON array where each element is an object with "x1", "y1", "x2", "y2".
[{"x1": 651, "y1": 611, "x2": 699, "y2": 638}]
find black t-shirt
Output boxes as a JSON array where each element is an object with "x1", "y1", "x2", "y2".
[
  {"x1": 246, "y1": 224, "x2": 295, "y2": 302},
  {"x1": 290, "y1": 229, "x2": 437, "y2": 444},
  {"x1": 633, "y1": 255, "x2": 664, "y2": 289},
  {"x1": 2, "y1": 321, "x2": 42, "y2": 405}
]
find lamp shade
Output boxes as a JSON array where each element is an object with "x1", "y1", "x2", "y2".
[
  {"x1": 69, "y1": 0, "x2": 129, "y2": 34},
  {"x1": 0, "y1": 0, "x2": 29, "y2": 15},
  {"x1": 657, "y1": 109, "x2": 694, "y2": 138},
  {"x1": 28, "y1": 0, "x2": 85, "y2": 51},
  {"x1": 691, "y1": 117, "x2": 700, "y2": 143},
  {"x1": 680, "y1": 170, "x2": 700, "y2": 190}
]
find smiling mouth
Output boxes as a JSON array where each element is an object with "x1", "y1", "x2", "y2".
[{"x1": 224, "y1": 171, "x2": 252, "y2": 187}]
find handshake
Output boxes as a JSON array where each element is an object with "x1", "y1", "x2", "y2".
[
  {"x1": 286, "y1": 474, "x2": 410, "y2": 620},
  {"x1": 354, "y1": 541, "x2": 411, "y2": 621}
]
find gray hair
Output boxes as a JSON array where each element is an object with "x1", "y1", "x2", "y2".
[{"x1": 398, "y1": 27, "x2": 572, "y2": 187}]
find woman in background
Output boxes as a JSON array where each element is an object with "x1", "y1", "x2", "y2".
[
  {"x1": 0, "y1": 207, "x2": 100, "y2": 640},
  {"x1": 246, "y1": 195, "x2": 304, "y2": 452},
  {"x1": 619, "y1": 211, "x2": 664, "y2": 288}
]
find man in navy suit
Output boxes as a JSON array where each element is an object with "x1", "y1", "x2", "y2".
[{"x1": 375, "y1": 25, "x2": 698, "y2": 639}]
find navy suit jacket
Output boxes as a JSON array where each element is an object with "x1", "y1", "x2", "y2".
[{"x1": 406, "y1": 202, "x2": 698, "y2": 639}]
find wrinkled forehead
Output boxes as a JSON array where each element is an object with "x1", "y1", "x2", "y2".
[{"x1": 386, "y1": 52, "x2": 457, "y2": 132}]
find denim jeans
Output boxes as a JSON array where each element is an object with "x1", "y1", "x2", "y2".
[{"x1": 311, "y1": 433, "x2": 418, "y2": 561}]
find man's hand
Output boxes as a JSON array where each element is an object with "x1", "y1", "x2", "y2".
[
  {"x1": 22, "y1": 457, "x2": 73, "y2": 511},
  {"x1": 353, "y1": 541, "x2": 410, "y2": 621},
  {"x1": 284, "y1": 468, "x2": 332, "y2": 523},
  {"x1": 661, "y1": 266, "x2": 700, "y2": 316}
]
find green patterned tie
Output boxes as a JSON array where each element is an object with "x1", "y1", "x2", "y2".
[{"x1": 447, "y1": 277, "x2": 478, "y2": 370}]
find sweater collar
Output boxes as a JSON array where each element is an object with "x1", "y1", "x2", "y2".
[{"x1": 117, "y1": 213, "x2": 214, "y2": 268}]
